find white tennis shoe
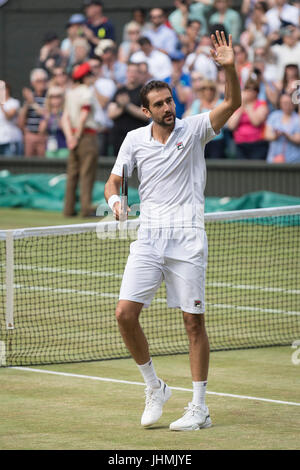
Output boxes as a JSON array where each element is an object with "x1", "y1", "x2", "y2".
[
  {"x1": 169, "y1": 402, "x2": 212, "y2": 431},
  {"x1": 141, "y1": 379, "x2": 172, "y2": 427}
]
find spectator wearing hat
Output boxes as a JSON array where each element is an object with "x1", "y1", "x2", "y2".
[
  {"x1": 144, "y1": 7, "x2": 179, "y2": 56},
  {"x1": 61, "y1": 62, "x2": 99, "y2": 217},
  {"x1": 130, "y1": 37, "x2": 173, "y2": 81},
  {"x1": 163, "y1": 51, "x2": 192, "y2": 119},
  {"x1": 107, "y1": 62, "x2": 149, "y2": 155},
  {"x1": 61, "y1": 13, "x2": 86, "y2": 73},
  {"x1": 82, "y1": 0, "x2": 115, "y2": 54},
  {"x1": 19, "y1": 68, "x2": 48, "y2": 157}
]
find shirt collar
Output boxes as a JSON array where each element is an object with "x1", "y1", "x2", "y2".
[{"x1": 147, "y1": 118, "x2": 184, "y2": 142}]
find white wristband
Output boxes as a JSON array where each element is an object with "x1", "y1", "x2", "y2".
[{"x1": 108, "y1": 195, "x2": 121, "y2": 211}]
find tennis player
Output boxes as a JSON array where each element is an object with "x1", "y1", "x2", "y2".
[{"x1": 104, "y1": 32, "x2": 241, "y2": 431}]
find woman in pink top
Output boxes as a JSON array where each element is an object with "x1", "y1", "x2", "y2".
[{"x1": 227, "y1": 77, "x2": 269, "y2": 159}]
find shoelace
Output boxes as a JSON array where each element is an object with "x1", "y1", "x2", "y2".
[
  {"x1": 183, "y1": 404, "x2": 202, "y2": 417},
  {"x1": 144, "y1": 387, "x2": 160, "y2": 408}
]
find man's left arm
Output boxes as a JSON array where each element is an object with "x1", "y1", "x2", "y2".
[{"x1": 209, "y1": 31, "x2": 241, "y2": 134}]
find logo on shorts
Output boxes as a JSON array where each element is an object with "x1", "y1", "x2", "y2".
[
  {"x1": 176, "y1": 141, "x2": 184, "y2": 150},
  {"x1": 194, "y1": 300, "x2": 202, "y2": 308}
]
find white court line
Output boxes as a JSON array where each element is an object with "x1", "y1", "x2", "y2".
[
  {"x1": 11, "y1": 367, "x2": 300, "y2": 407},
  {"x1": 1, "y1": 263, "x2": 299, "y2": 295},
  {"x1": 1, "y1": 284, "x2": 299, "y2": 315}
]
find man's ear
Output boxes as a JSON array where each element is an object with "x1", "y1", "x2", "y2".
[{"x1": 142, "y1": 106, "x2": 151, "y2": 120}]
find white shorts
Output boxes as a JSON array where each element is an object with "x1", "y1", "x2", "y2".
[{"x1": 119, "y1": 227, "x2": 208, "y2": 314}]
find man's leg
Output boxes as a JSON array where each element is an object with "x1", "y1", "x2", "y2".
[
  {"x1": 63, "y1": 149, "x2": 79, "y2": 217},
  {"x1": 115, "y1": 299, "x2": 171, "y2": 426},
  {"x1": 182, "y1": 312, "x2": 209, "y2": 382},
  {"x1": 115, "y1": 299, "x2": 149, "y2": 365},
  {"x1": 169, "y1": 312, "x2": 211, "y2": 431}
]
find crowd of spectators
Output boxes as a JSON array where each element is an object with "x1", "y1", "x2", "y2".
[{"x1": 1, "y1": 0, "x2": 300, "y2": 163}]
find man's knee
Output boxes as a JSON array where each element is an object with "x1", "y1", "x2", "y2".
[
  {"x1": 115, "y1": 301, "x2": 142, "y2": 325},
  {"x1": 183, "y1": 313, "x2": 207, "y2": 338}
]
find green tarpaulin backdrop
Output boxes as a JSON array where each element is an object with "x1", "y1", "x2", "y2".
[{"x1": 1, "y1": 171, "x2": 300, "y2": 213}]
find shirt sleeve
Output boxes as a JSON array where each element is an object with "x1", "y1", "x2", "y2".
[
  {"x1": 111, "y1": 133, "x2": 136, "y2": 177},
  {"x1": 184, "y1": 111, "x2": 219, "y2": 145},
  {"x1": 80, "y1": 88, "x2": 93, "y2": 110}
]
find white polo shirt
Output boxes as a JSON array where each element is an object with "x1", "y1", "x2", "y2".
[{"x1": 112, "y1": 112, "x2": 217, "y2": 229}]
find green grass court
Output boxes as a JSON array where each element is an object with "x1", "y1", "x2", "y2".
[{"x1": 0, "y1": 207, "x2": 300, "y2": 450}]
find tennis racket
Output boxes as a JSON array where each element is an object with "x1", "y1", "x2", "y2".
[{"x1": 120, "y1": 164, "x2": 128, "y2": 226}]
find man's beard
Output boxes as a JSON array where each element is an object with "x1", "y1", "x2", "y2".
[{"x1": 155, "y1": 111, "x2": 176, "y2": 127}]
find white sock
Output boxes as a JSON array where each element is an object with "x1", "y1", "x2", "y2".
[
  {"x1": 137, "y1": 358, "x2": 160, "y2": 389},
  {"x1": 192, "y1": 381, "x2": 207, "y2": 408}
]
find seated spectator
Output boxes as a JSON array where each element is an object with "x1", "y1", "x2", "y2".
[
  {"x1": 227, "y1": 77, "x2": 269, "y2": 159},
  {"x1": 249, "y1": 57, "x2": 279, "y2": 109},
  {"x1": 184, "y1": 71, "x2": 204, "y2": 116},
  {"x1": 107, "y1": 62, "x2": 149, "y2": 155},
  {"x1": 168, "y1": 1, "x2": 191, "y2": 35},
  {"x1": 72, "y1": 37, "x2": 91, "y2": 67},
  {"x1": 38, "y1": 32, "x2": 65, "y2": 75},
  {"x1": 138, "y1": 61, "x2": 152, "y2": 85},
  {"x1": 163, "y1": 51, "x2": 192, "y2": 119},
  {"x1": 97, "y1": 44, "x2": 127, "y2": 85},
  {"x1": 19, "y1": 68, "x2": 48, "y2": 157},
  {"x1": 270, "y1": 25, "x2": 300, "y2": 82},
  {"x1": 179, "y1": 19, "x2": 202, "y2": 55},
  {"x1": 123, "y1": 8, "x2": 152, "y2": 41},
  {"x1": 278, "y1": 64, "x2": 300, "y2": 95},
  {"x1": 39, "y1": 86, "x2": 69, "y2": 159},
  {"x1": 233, "y1": 43, "x2": 252, "y2": 88},
  {"x1": 265, "y1": 93, "x2": 300, "y2": 163},
  {"x1": 265, "y1": 0, "x2": 299, "y2": 33},
  {"x1": 82, "y1": 0, "x2": 115, "y2": 53},
  {"x1": 118, "y1": 21, "x2": 141, "y2": 64},
  {"x1": 185, "y1": 78, "x2": 226, "y2": 158},
  {"x1": 208, "y1": 0, "x2": 242, "y2": 43},
  {"x1": 241, "y1": 1, "x2": 270, "y2": 61},
  {"x1": 188, "y1": 0, "x2": 212, "y2": 35},
  {"x1": 144, "y1": 7, "x2": 179, "y2": 56},
  {"x1": 89, "y1": 54, "x2": 116, "y2": 155},
  {"x1": 183, "y1": 35, "x2": 218, "y2": 80},
  {"x1": 50, "y1": 66, "x2": 72, "y2": 92},
  {"x1": 253, "y1": 46, "x2": 278, "y2": 84},
  {"x1": 130, "y1": 37, "x2": 173, "y2": 80},
  {"x1": 0, "y1": 82, "x2": 23, "y2": 157},
  {"x1": 61, "y1": 14, "x2": 86, "y2": 73}
]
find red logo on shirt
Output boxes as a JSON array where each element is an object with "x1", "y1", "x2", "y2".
[{"x1": 176, "y1": 142, "x2": 184, "y2": 150}]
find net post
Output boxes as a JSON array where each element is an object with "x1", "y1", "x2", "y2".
[{"x1": 5, "y1": 230, "x2": 14, "y2": 330}]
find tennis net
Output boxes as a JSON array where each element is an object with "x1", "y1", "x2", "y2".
[{"x1": 1, "y1": 205, "x2": 300, "y2": 366}]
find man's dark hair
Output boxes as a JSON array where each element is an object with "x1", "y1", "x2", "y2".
[
  {"x1": 138, "y1": 36, "x2": 152, "y2": 47},
  {"x1": 140, "y1": 80, "x2": 172, "y2": 109}
]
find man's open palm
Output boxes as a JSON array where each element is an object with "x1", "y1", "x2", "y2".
[{"x1": 210, "y1": 31, "x2": 234, "y2": 68}]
